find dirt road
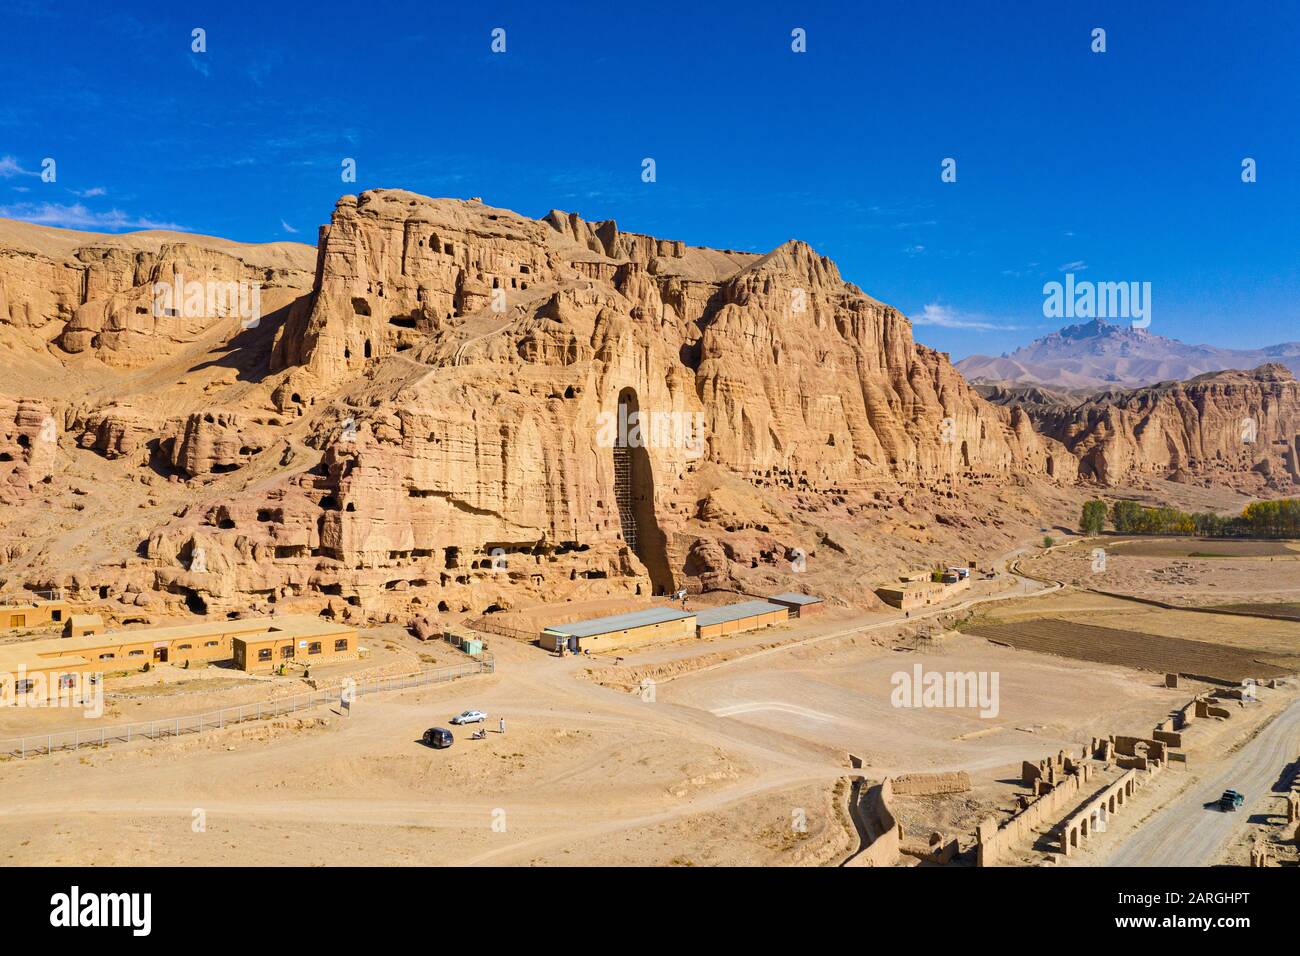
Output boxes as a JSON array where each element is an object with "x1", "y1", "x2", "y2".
[{"x1": 1105, "y1": 698, "x2": 1300, "y2": 867}]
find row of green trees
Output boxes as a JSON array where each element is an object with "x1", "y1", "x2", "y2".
[
  {"x1": 1078, "y1": 498, "x2": 1300, "y2": 538},
  {"x1": 1241, "y1": 499, "x2": 1300, "y2": 537}
]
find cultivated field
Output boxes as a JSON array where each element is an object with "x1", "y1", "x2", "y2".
[
  {"x1": 964, "y1": 587, "x2": 1300, "y2": 663},
  {"x1": 1210, "y1": 602, "x2": 1300, "y2": 622},
  {"x1": 964, "y1": 618, "x2": 1296, "y2": 684}
]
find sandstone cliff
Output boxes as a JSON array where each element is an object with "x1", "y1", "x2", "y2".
[
  {"x1": 0, "y1": 217, "x2": 314, "y2": 370},
  {"x1": 985, "y1": 365, "x2": 1300, "y2": 492},
  {"x1": 0, "y1": 192, "x2": 1085, "y2": 623}
]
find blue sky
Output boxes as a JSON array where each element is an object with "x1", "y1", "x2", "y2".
[{"x1": 1, "y1": 0, "x2": 1296, "y2": 359}]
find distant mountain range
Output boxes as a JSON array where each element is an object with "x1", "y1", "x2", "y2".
[{"x1": 955, "y1": 319, "x2": 1300, "y2": 389}]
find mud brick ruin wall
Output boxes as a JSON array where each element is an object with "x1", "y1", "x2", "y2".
[
  {"x1": 1196, "y1": 699, "x2": 1233, "y2": 719},
  {"x1": 1059, "y1": 764, "x2": 1162, "y2": 857},
  {"x1": 978, "y1": 692, "x2": 1246, "y2": 865},
  {"x1": 891, "y1": 770, "x2": 971, "y2": 796},
  {"x1": 902, "y1": 831, "x2": 962, "y2": 865},
  {"x1": 846, "y1": 776, "x2": 904, "y2": 868},
  {"x1": 978, "y1": 746, "x2": 1092, "y2": 866}
]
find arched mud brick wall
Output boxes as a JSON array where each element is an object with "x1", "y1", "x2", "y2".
[{"x1": 1059, "y1": 767, "x2": 1159, "y2": 858}]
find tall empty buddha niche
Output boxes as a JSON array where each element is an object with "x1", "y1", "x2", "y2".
[{"x1": 612, "y1": 388, "x2": 675, "y2": 595}]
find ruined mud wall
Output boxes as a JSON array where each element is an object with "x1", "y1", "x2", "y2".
[{"x1": 845, "y1": 777, "x2": 903, "y2": 868}]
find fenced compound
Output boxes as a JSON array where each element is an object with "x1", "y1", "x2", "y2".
[{"x1": 0, "y1": 656, "x2": 493, "y2": 760}]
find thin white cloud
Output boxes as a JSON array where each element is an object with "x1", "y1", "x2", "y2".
[
  {"x1": 72, "y1": 186, "x2": 107, "y2": 197},
  {"x1": 0, "y1": 201, "x2": 188, "y2": 232},
  {"x1": 0, "y1": 155, "x2": 38, "y2": 178},
  {"x1": 280, "y1": 219, "x2": 298, "y2": 234},
  {"x1": 912, "y1": 302, "x2": 1025, "y2": 332},
  {"x1": 1059, "y1": 260, "x2": 1088, "y2": 272}
]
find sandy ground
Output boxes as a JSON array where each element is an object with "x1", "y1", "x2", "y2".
[
  {"x1": 1, "y1": 533, "x2": 1296, "y2": 866},
  {"x1": 0, "y1": 558, "x2": 1205, "y2": 866},
  {"x1": 1020, "y1": 536, "x2": 1300, "y2": 607}
]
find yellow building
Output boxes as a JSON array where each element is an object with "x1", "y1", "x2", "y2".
[
  {"x1": 876, "y1": 581, "x2": 945, "y2": 611},
  {"x1": 767, "y1": 592, "x2": 825, "y2": 618},
  {"x1": 695, "y1": 600, "x2": 788, "y2": 639},
  {"x1": 232, "y1": 623, "x2": 356, "y2": 672},
  {"x1": 0, "y1": 615, "x2": 358, "y2": 703},
  {"x1": 0, "y1": 598, "x2": 70, "y2": 631},
  {"x1": 540, "y1": 607, "x2": 696, "y2": 653},
  {"x1": 63, "y1": 613, "x2": 104, "y2": 638}
]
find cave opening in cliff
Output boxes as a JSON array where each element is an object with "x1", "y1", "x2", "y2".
[
  {"x1": 183, "y1": 589, "x2": 207, "y2": 615},
  {"x1": 612, "y1": 387, "x2": 676, "y2": 595}
]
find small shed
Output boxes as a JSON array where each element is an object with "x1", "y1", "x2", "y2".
[
  {"x1": 767, "y1": 592, "x2": 825, "y2": 618},
  {"x1": 63, "y1": 613, "x2": 105, "y2": 638}
]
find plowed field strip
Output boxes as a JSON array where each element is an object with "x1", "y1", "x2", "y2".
[
  {"x1": 966, "y1": 618, "x2": 1296, "y2": 684},
  {"x1": 1210, "y1": 603, "x2": 1300, "y2": 622}
]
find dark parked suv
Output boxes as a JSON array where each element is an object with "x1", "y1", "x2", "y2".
[{"x1": 423, "y1": 727, "x2": 453, "y2": 749}]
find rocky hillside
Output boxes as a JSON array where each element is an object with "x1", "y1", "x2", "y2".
[
  {"x1": 957, "y1": 318, "x2": 1300, "y2": 389},
  {"x1": 982, "y1": 365, "x2": 1300, "y2": 492},
  {"x1": 0, "y1": 191, "x2": 1127, "y2": 625}
]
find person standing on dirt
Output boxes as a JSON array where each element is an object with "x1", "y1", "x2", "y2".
[{"x1": 499, "y1": 716, "x2": 506, "y2": 735}]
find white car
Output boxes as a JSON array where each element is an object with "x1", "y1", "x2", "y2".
[{"x1": 450, "y1": 710, "x2": 487, "y2": 725}]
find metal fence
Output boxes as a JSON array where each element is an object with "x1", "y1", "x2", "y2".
[{"x1": 0, "y1": 656, "x2": 494, "y2": 760}]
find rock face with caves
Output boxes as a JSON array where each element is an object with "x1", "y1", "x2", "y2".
[
  {"x1": 0, "y1": 216, "x2": 313, "y2": 370},
  {"x1": 983, "y1": 365, "x2": 1300, "y2": 492},
  {"x1": 0, "y1": 190, "x2": 1132, "y2": 625}
]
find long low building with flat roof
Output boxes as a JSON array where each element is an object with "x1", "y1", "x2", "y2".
[
  {"x1": 540, "y1": 607, "x2": 695, "y2": 652},
  {"x1": 695, "y1": 600, "x2": 788, "y2": 639},
  {"x1": 539, "y1": 591, "x2": 824, "y2": 652},
  {"x1": 0, "y1": 615, "x2": 357, "y2": 703}
]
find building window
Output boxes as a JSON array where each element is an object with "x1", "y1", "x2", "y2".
[
  {"x1": 205, "y1": 641, "x2": 219, "y2": 647},
  {"x1": 52, "y1": 610, "x2": 62, "y2": 622},
  {"x1": 334, "y1": 639, "x2": 348, "y2": 652},
  {"x1": 99, "y1": 653, "x2": 115, "y2": 660},
  {"x1": 177, "y1": 644, "x2": 192, "y2": 650},
  {"x1": 308, "y1": 642, "x2": 322, "y2": 655},
  {"x1": 14, "y1": 679, "x2": 33, "y2": 694},
  {"x1": 128, "y1": 650, "x2": 144, "y2": 656},
  {"x1": 59, "y1": 674, "x2": 76, "y2": 689},
  {"x1": 257, "y1": 648, "x2": 272, "y2": 662},
  {"x1": 280, "y1": 645, "x2": 294, "y2": 658}
]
